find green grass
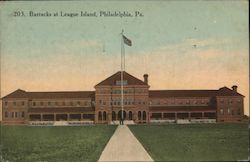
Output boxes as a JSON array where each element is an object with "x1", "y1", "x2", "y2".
[
  {"x1": 0, "y1": 125, "x2": 117, "y2": 162},
  {"x1": 129, "y1": 124, "x2": 249, "y2": 161}
]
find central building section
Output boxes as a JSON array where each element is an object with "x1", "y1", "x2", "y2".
[{"x1": 94, "y1": 71, "x2": 150, "y2": 124}]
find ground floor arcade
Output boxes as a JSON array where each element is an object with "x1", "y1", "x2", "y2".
[
  {"x1": 149, "y1": 111, "x2": 216, "y2": 120},
  {"x1": 96, "y1": 110, "x2": 148, "y2": 124},
  {"x1": 29, "y1": 113, "x2": 95, "y2": 121}
]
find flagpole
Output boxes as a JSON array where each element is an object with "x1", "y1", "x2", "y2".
[{"x1": 121, "y1": 29, "x2": 124, "y2": 125}]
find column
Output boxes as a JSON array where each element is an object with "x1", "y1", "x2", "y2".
[
  {"x1": 108, "y1": 112, "x2": 112, "y2": 124},
  {"x1": 67, "y1": 114, "x2": 70, "y2": 121},
  {"x1": 148, "y1": 112, "x2": 150, "y2": 123}
]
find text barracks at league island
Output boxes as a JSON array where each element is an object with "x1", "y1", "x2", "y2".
[{"x1": 2, "y1": 71, "x2": 244, "y2": 125}]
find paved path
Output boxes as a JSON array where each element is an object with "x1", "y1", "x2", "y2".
[{"x1": 98, "y1": 125, "x2": 154, "y2": 162}]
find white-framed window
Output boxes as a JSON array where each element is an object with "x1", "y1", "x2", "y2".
[
  {"x1": 116, "y1": 80, "x2": 128, "y2": 85},
  {"x1": 220, "y1": 109, "x2": 224, "y2": 115}
]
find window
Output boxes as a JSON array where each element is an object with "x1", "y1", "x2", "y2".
[
  {"x1": 116, "y1": 80, "x2": 128, "y2": 85},
  {"x1": 103, "y1": 101, "x2": 106, "y2": 105},
  {"x1": 48, "y1": 102, "x2": 51, "y2": 106},
  {"x1": 21, "y1": 112, "x2": 24, "y2": 118},
  {"x1": 62, "y1": 102, "x2": 66, "y2": 106},
  {"x1": 220, "y1": 109, "x2": 224, "y2": 115},
  {"x1": 220, "y1": 99, "x2": 224, "y2": 104},
  {"x1": 227, "y1": 108, "x2": 231, "y2": 115},
  {"x1": 5, "y1": 112, "x2": 8, "y2": 118},
  {"x1": 4, "y1": 101, "x2": 8, "y2": 106},
  {"x1": 84, "y1": 101, "x2": 87, "y2": 106},
  {"x1": 33, "y1": 102, "x2": 36, "y2": 106},
  {"x1": 11, "y1": 112, "x2": 14, "y2": 118},
  {"x1": 55, "y1": 102, "x2": 58, "y2": 106},
  {"x1": 22, "y1": 101, "x2": 25, "y2": 106},
  {"x1": 40, "y1": 102, "x2": 44, "y2": 106},
  {"x1": 15, "y1": 112, "x2": 18, "y2": 118},
  {"x1": 13, "y1": 102, "x2": 16, "y2": 106},
  {"x1": 77, "y1": 101, "x2": 81, "y2": 106},
  {"x1": 186, "y1": 100, "x2": 190, "y2": 104}
]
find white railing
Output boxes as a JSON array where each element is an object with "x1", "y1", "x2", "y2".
[
  {"x1": 150, "y1": 119, "x2": 175, "y2": 123},
  {"x1": 68, "y1": 120, "x2": 94, "y2": 125},
  {"x1": 190, "y1": 119, "x2": 216, "y2": 123},
  {"x1": 29, "y1": 121, "x2": 54, "y2": 126}
]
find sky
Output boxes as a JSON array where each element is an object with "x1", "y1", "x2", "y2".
[{"x1": 0, "y1": 1, "x2": 249, "y2": 115}]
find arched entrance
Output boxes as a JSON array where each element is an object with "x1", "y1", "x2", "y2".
[
  {"x1": 129, "y1": 111, "x2": 133, "y2": 120},
  {"x1": 103, "y1": 111, "x2": 107, "y2": 121},
  {"x1": 112, "y1": 111, "x2": 116, "y2": 121},
  {"x1": 138, "y1": 111, "x2": 141, "y2": 120},
  {"x1": 143, "y1": 111, "x2": 146, "y2": 120},
  {"x1": 118, "y1": 110, "x2": 126, "y2": 120}
]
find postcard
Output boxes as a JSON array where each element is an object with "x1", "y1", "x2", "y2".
[{"x1": 0, "y1": 1, "x2": 249, "y2": 162}]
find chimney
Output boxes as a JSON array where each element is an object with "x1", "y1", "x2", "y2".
[
  {"x1": 232, "y1": 85, "x2": 238, "y2": 92},
  {"x1": 143, "y1": 74, "x2": 148, "y2": 84}
]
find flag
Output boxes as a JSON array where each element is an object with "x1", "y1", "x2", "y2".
[{"x1": 123, "y1": 35, "x2": 132, "y2": 46}]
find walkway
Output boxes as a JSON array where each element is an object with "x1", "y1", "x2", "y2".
[{"x1": 98, "y1": 125, "x2": 154, "y2": 162}]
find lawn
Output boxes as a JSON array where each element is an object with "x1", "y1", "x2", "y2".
[
  {"x1": 129, "y1": 124, "x2": 249, "y2": 161},
  {"x1": 0, "y1": 125, "x2": 117, "y2": 162}
]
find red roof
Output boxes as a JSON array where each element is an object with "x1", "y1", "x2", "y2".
[
  {"x1": 2, "y1": 89, "x2": 95, "y2": 99},
  {"x1": 95, "y1": 71, "x2": 147, "y2": 87},
  {"x1": 149, "y1": 87, "x2": 243, "y2": 98}
]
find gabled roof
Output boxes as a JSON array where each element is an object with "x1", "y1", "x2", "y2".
[
  {"x1": 2, "y1": 89, "x2": 28, "y2": 99},
  {"x1": 217, "y1": 87, "x2": 244, "y2": 97},
  {"x1": 2, "y1": 89, "x2": 95, "y2": 99},
  {"x1": 95, "y1": 71, "x2": 147, "y2": 87},
  {"x1": 149, "y1": 86, "x2": 244, "y2": 98}
]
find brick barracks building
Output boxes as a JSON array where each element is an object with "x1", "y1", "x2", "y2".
[{"x1": 1, "y1": 71, "x2": 245, "y2": 125}]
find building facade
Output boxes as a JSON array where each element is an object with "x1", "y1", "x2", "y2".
[{"x1": 1, "y1": 71, "x2": 244, "y2": 125}]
